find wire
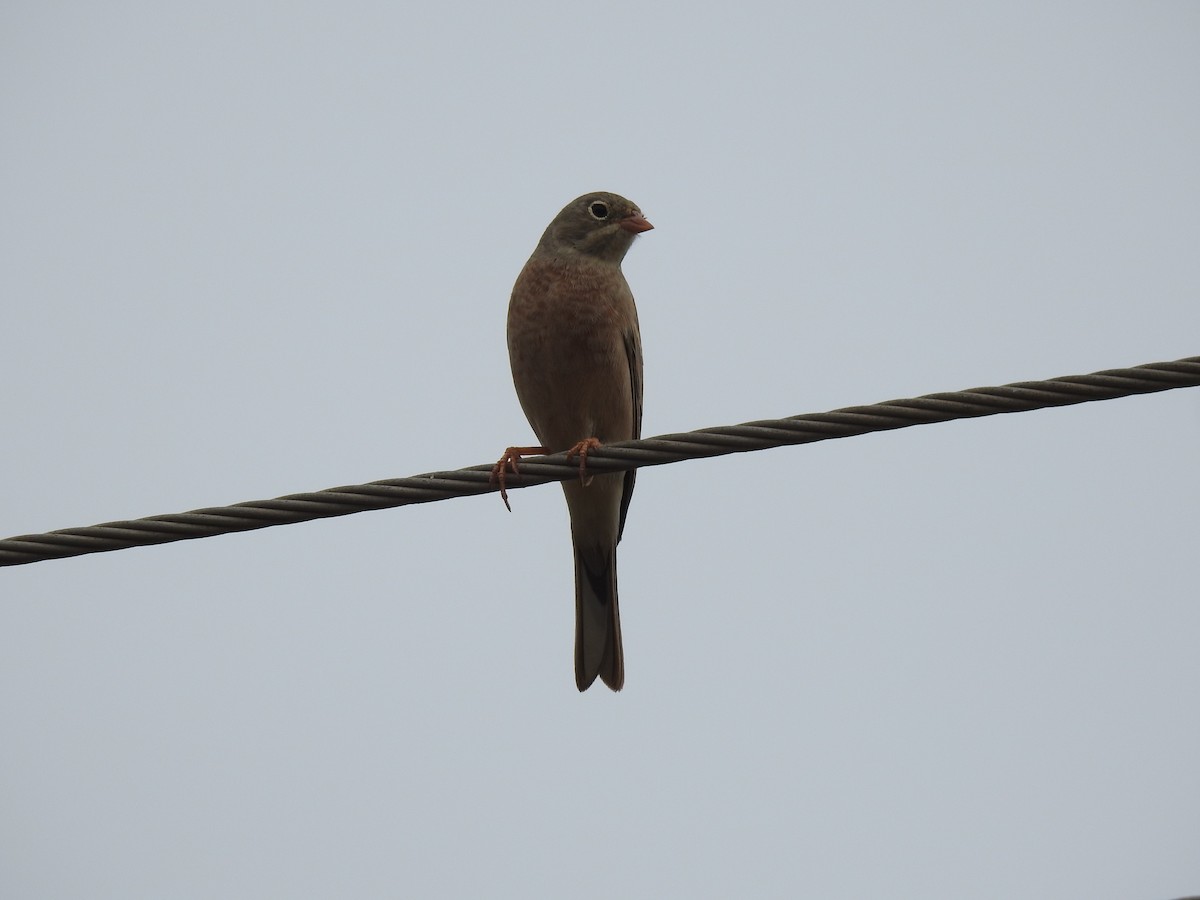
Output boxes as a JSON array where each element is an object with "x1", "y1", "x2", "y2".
[{"x1": 2, "y1": 355, "x2": 1197, "y2": 568}]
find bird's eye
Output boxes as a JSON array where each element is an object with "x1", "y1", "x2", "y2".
[{"x1": 588, "y1": 201, "x2": 610, "y2": 220}]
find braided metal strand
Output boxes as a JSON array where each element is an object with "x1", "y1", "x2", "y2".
[{"x1": 2, "y1": 356, "x2": 1197, "y2": 567}]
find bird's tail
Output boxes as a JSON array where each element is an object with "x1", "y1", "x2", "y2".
[{"x1": 573, "y1": 542, "x2": 624, "y2": 692}]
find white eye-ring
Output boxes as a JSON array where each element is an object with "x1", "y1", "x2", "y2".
[{"x1": 587, "y1": 200, "x2": 610, "y2": 220}]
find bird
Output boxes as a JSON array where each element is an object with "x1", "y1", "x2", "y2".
[{"x1": 493, "y1": 191, "x2": 652, "y2": 692}]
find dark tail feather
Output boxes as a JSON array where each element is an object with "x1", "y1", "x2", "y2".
[{"x1": 573, "y1": 543, "x2": 623, "y2": 692}]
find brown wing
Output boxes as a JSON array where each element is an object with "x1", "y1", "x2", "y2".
[{"x1": 617, "y1": 326, "x2": 643, "y2": 543}]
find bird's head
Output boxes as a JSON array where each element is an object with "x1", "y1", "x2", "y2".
[{"x1": 536, "y1": 192, "x2": 653, "y2": 264}]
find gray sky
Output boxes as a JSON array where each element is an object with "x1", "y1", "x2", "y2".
[{"x1": 2, "y1": 3, "x2": 1198, "y2": 898}]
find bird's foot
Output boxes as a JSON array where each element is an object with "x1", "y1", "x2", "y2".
[
  {"x1": 490, "y1": 445, "x2": 547, "y2": 512},
  {"x1": 565, "y1": 437, "x2": 603, "y2": 487}
]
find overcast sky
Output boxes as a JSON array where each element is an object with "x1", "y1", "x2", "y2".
[{"x1": 2, "y1": 3, "x2": 1198, "y2": 898}]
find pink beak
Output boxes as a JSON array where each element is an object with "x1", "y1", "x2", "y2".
[{"x1": 619, "y1": 213, "x2": 654, "y2": 234}]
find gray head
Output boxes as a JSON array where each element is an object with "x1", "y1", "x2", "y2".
[{"x1": 534, "y1": 191, "x2": 653, "y2": 264}]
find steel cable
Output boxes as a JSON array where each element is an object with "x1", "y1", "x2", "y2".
[{"x1": 2, "y1": 355, "x2": 1197, "y2": 567}]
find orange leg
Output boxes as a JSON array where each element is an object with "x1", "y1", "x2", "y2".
[
  {"x1": 565, "y1": 437, "x2": 603, "y2": 487},
  {"x1": 490, "y1": 445, "x2": 546, "y2": 512}
]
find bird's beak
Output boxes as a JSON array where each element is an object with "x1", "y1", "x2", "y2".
[{"x1": 619, "y1": 213, "x2": 654, "y2": 234}]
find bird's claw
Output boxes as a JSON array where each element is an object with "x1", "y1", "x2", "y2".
[
  {"x1": 490, "y1": 446, "x2": 546, "y2": 511},
  {"x1": 566, "y1": 437, "x2": 603, "y2": 487}
]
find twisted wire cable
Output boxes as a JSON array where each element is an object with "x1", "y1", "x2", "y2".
[{"x1": 2, "y1": 355, "x2": 1197, "y2": 568}]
